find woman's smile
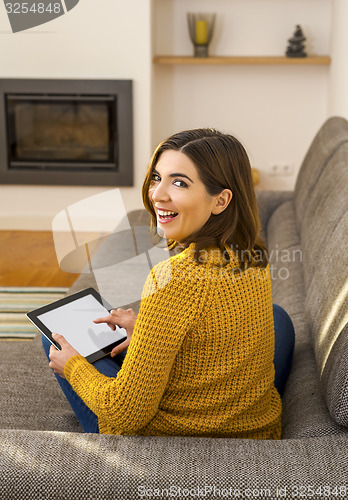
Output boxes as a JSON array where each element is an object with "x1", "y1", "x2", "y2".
[{"x1": 155, "y1": 207, "x2": 179, "y2": 224}]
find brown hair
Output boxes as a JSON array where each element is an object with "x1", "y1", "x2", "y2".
[{"x1": 142, "y1": 128, "x2": 267, "y2": 269}]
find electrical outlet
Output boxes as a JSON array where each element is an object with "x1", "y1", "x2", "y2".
[
  {"x1": 270, "y1": 163, "x2": 294, "y2": 176},
  {"x1": 282, "y1": 164, "x2": 293, "y2": 175},
  {"x1": 270, "y1": 164, "x2": 281, "y2": 176}
]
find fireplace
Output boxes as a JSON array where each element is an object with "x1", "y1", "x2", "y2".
[{"x1": 0, "y1": 79, "x2": 133, "y2": 186}]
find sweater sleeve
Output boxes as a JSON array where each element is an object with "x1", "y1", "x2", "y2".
[{"x1": 64, "y1": 254, "x2": 209, "y2": 434}]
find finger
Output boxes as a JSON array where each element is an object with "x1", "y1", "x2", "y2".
[
  {"x1": 94, "y1": 316, "x2": 109, "y2": 324},
  {"x1": 109, "y1": 309, "x2": 123, "y2": 316},
  {"x1": 52, "y1": 332, "x2": 65, "y2": 342},
  {"x1": 93, "y1": 315, "x2": 118, "y2": 330},
  {"x1": 51, "y1": 333, "x2": 65, "y2": 348},
  {"x1": 110, "y1": 339, "x2": 129, "y2": 357},
  {"x1": 49, "y1": 358, "x2": 54, "y2": 368},
  {"x1": 49, "y1": 345, "x2": 55, "y2": 359}
]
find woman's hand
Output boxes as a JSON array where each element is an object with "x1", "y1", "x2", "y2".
[
  {"x1": 93, "y1": 308, "x2": 137, "y2": 357},
  {"x1": 49, "y1": 333, "x2": 80, "y2": 379}
]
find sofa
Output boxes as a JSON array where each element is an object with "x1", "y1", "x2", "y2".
[{"x1": 1, "y1": 117, "x2": 347, "y2": 499}]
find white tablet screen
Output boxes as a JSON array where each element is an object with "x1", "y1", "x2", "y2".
[{"x1": 37, "y1": 294, "x2": 127, "y2": 357}]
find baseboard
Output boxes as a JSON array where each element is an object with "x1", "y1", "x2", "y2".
[{"x1": 0, "y1": 215, "x2": 53, "y2": 231}]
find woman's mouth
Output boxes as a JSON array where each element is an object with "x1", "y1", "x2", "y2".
[{"x1": 156, "y1": 209, "x2": 179, "y2": 224}]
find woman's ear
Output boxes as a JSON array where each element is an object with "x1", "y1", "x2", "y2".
[{"x1": 211, "y1": 189, "x2": 233, "y2": 215}]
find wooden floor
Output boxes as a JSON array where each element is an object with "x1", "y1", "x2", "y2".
[{"x1": 0, "y1": 231, "x2": 80, "y2": 287}]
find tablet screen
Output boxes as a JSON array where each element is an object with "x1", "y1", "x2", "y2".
[{"x1": 36, "y1": 293, "x2": 127, "y2": 358}]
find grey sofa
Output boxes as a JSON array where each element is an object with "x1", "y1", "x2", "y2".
[{"x1": 1, "y1": 117, "x2": 347, "y2": 499}]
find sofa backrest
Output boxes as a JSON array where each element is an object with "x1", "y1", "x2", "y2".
[
  {"x1": 294, "y1": 118, "x2": 348, "y2": 428},
  {"x1": 294, "y1": 116, "x2": 348, "y2": 233}
]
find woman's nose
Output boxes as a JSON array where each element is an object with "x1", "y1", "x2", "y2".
[{"x1": 151, "y1": 182, "x2": 170, "y2": 203}]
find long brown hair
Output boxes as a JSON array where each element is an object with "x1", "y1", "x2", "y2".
[{"x1": 142, "y1": 128, "x2": 267, "y2": 269}]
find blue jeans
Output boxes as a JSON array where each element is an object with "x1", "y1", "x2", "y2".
[
  {"x1": 42, "y1": 304, "x2": 294, "y2": 433},
  {"x1": 41, "y1": 334, "x2": 127, "y2": 433},
  {"x1": 273, "y1": 304, "x2": 295, "y2": 396}
]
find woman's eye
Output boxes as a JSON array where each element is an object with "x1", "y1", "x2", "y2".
[
  {"x1": 173, "y1": 179, "x2": 188, "y2": 188},
  {"x1": 151, "y1": 173, "x2": 161, "y2": 182}
]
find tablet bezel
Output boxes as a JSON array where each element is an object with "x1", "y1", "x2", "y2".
[{"x1": 26, "y1": 287, "x2": 127, "y2": 363}]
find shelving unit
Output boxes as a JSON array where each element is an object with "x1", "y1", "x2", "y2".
[
  {"x1": 151, "y1": 0, "x2": 332, "y2": 191},
  {"x1": 153, "y1": 55, "x2": 331, "y2": 66}
]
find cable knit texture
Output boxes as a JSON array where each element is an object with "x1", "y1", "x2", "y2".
[{"x1": 64, "y1": 243, "x2": 282, "y2": 439}]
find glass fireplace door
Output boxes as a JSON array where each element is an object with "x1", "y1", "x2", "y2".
[{"x1": 6, "y1": 95, "x2": 117, "y2": 169}]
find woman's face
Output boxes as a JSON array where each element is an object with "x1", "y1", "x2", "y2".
[{"x1": 148, "y1": 150, "x2": 218, "y2": 242}]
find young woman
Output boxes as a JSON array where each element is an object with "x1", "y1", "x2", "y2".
[{"x1": 43, "y1": 128, "x2": 294, "y2": 438}]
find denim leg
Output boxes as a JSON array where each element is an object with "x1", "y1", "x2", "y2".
[
  {"x1": 273, "y1": 304, "x2": 295, "y2": 396},
  {"x1": 41, "y1": 335, "x2": 126, "y2": 433}
]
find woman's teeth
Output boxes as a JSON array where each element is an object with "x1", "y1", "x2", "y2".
[{"x1": 158, "y1": 210, "x2": 178, "y2": 218}]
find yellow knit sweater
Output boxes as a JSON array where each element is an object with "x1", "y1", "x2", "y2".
[{"x1": 64, "y1": 243, "x2": 282, "y2": 439}]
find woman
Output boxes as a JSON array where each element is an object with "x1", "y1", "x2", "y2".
[{"x1": 44, "y1": 128, "x2": 294, "y2": 438}]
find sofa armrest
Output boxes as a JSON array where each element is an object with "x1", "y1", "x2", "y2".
[
  {"x1": 256, "y1": 190, "x2": 294, "y2": 239},
  {"x1": 1, "y1": 430, "x2": 347, "y2": 498}
]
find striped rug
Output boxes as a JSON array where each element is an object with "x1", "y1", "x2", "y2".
[{"x1": 0, "y1": 287, "x2": 68, "y2": 340}]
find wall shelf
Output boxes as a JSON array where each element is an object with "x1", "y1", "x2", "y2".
[{"x1": 153, "y1": 55, "x2": 331, "y2": 66}]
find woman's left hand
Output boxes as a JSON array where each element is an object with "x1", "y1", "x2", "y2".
[{"x1": 49, "y1": 333, "x2": 80, "y2": 379}]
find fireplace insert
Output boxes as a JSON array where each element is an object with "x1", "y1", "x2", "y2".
[{"x1": 0, "y1": 79, "x2": 133, "y2": 186}]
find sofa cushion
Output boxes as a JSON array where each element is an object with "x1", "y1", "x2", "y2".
[
  {"x1": 321, "y1": 323, "x2": 348, "y2": 427},
  {"x1": 305, "y1": 210, "x2": 348, "y2": 427},
  {"x1": 301, "y1": 143, "x2": 348, "y2": 292},
  {"x1": 294, "y1": 116, "x2": 348, "y2": 233},
  {"x1": 0, "y1": 333, "x2": 82, "y2": 432},
  {"x1": 266, "y1": 200, "x2": 304, "y2": 330},
  {"x1": 256, "y1": 190, "x2": 294, "y2": 239},
  {"x1": 301, "y1": 143, "x2": 348, "y2": 427},
  {"x1": 266, "y1": 200, "x2": 343, "y2": 437}
]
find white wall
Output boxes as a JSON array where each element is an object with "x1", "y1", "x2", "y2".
[
  {"x1": 0, "y1": 0, "x2": 152, "y2": 229},
  {"x1": 328, "y1": 0, "x2": 348, "y2": 119},
  {"x1": 152, "y1": 0, "x2": 332, "y2": 191}
]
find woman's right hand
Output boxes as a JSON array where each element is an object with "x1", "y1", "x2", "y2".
[{"x1": 93, "y1": 308, "x2": 137, "y2": 357}]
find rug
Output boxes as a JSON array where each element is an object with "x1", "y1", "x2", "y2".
[{"x1": 0, "y1": 287, "x2": 68, "y2": 340}]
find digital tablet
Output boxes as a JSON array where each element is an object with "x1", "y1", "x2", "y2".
[{"x1": 26, "y1": 287, "x2": 127, "y2": 363}]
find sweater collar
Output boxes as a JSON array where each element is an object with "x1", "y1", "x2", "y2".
[{"x1": 178, "y1": 243, "x2": 238, "y2": 266}]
